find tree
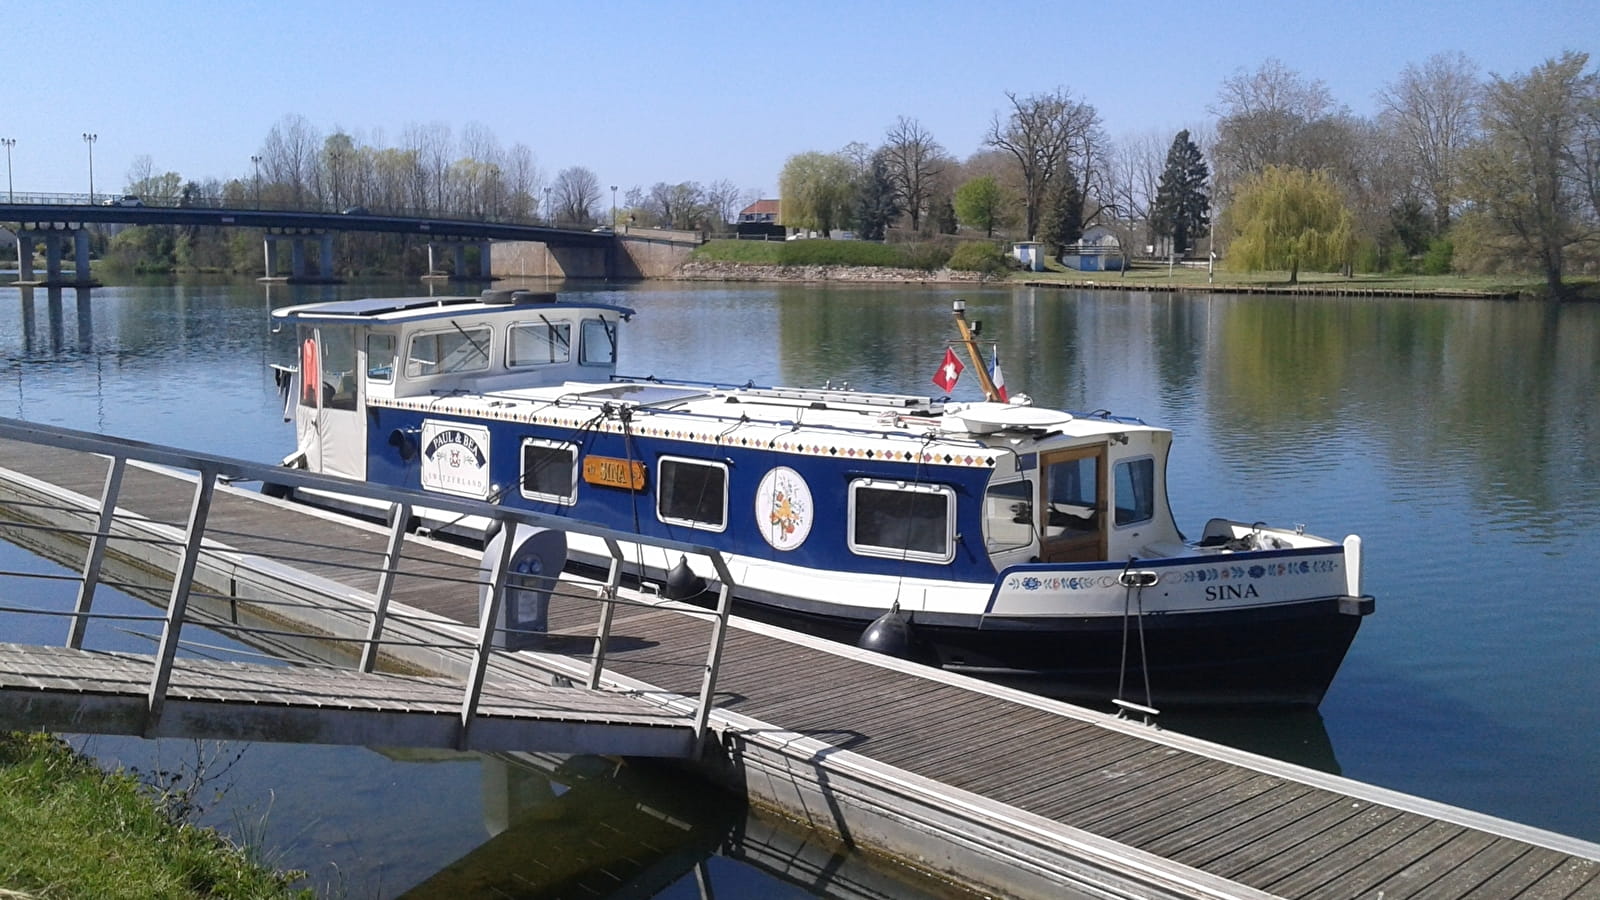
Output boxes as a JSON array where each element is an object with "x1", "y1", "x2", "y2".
[
  {"x1": 552, "y1": 166, "x2": 602, "y2": 225},
  {"x1": 954, "y1": 175, "x2": 1008, "y2": 237},
  {"x1": 985, "y1": 88, "x2": 1102, "y2": 240},
  {"x1": 1460, "y1": 51, "x2": 1599, "y2": 296},
  {"x1": 1036, "y1": 169, "x2": 1084, "y2": 257},
  {"x1": 882, "y1": 117, "x2": 944, "y2": 233},
  {"x1": 854, "y1": 153, "x2": 900, "y2": 241},
  {"x1": 1226, "y1": 165, "x2": 1355, "y2": 283},
  {"x1": 777, "y1": 151, "x2": 854, "y2": 236},
  {"x1": 259, "y1": 114, "x2": 321, "y2": 205},
  {"x1": 1378, "y1": 52, "x2": 1481, "y2": 235},
  {"x1": 1150, "y1": 130, "x2": 1211, "y2": 256},
  {"x1": 1210, "y1": 60, "x2": 1339, "y2": 189}
]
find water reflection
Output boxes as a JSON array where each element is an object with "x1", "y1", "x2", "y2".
[{"x1": 407, "y1": 754, "x2": 983, "y2": 900}]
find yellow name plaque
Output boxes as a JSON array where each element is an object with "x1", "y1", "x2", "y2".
[{"x1": 582, "y1": 456, "x2": 647, "y2": 490}]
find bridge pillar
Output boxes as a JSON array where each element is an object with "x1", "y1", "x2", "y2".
[
  {"x1": 426, "y1": 243, "x2": 437, "y2": 275},
  {"x1": 45, "y1": 234, "x2": 63, "y2": 285},
  {"x1": 453, "y1": 244, "x2": 468, "y2": 279},
  {"x1": 16, "y1": 234, "x2": 34, "y2": 282},
  {"x1": 73, "y1": 230, "x2": 92, "y2": 285},
  {"x1": 479, "y1": 241, "x2": 492, "y2": 279},
  {"x1": 262, "y1": 237, "x2": 278, "y2": 277},
  {"x1": 290, "y1": 238, "x2": 307, "y2": 280},
  {"x1": 319, "y1": 232, "x2": 335, "y2": 278}
]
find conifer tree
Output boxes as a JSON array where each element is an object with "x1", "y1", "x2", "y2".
[
  {"x1": 1151, "y1": 130, "x2": 1211, "y2": 256},
  {"x1": 854, "y1": 154, "x2": 901, "y2": 241}
]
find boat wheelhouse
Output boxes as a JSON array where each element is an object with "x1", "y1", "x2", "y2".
[{"x1": 271, "y1": 290, "x2": 1374, "y2": 708}]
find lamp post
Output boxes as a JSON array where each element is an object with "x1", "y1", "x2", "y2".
[
  {"x1": 1, "y1": 138, "x2": 15, "y2": 203},
  {"x1": 82, "y1": 133, "x2": 97, "y2": 204},
  {"x1": 543, "y1": 186, "x2": 552, "y2": 225},
  {"x1": 329, "y1": 149, "x2": 342, "y2": 210},
  {"x1": 610, "y1": 184, "x2": 617, "y2": 229},
  {"x1": 251, "y1": 155, "x2": 261, "y2": 209}
]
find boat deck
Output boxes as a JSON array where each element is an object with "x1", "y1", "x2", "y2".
[{"x1": 0, "y1": 439, "x2": 1594, "y2": 899}]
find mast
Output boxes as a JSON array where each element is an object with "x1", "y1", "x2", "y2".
[{"x1": 951, "y1": 299, "x2": 1002, "y2": 402}]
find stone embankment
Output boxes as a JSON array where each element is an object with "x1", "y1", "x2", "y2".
[{"x1": 672, "y1": 260, "x2": 985, "y2": 283}]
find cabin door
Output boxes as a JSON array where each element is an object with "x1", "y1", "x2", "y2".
[
  {"x1": 1037, "y1": 446, "x2": 1107, "y2": 563},
  {"x1": 294, "y1": 325, "x2": 367, "y2": 480}
]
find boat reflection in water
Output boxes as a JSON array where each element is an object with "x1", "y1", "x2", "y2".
[{"x1": 403, "y1": 753, "x2": 984, "y2": 899}]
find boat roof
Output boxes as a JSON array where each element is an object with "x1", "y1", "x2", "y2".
[
  {"x1": 271, "y1": 291, "x2": 636, "y2": 326},
  {"x1": 373, "y1": 377, "x2": 1160, "y2": 468}
]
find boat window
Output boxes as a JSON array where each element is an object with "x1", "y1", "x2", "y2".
[
  {"x1": 520, "y1": 439, "x2": 578, "y2": 505},
  {"x1": 656, "y1": 457, "x2": 728, "y2": 531},
  {"x1": 1114, "y1": 457, "x2": 1155, "y2": 526},
  {"x1": 848, "y1": 480, "x2": 954, "y2": 563},
  {"x1": 366, "y1": 333, "x2": 395, "y2": 384},
  {"x1": 406, "y1": 325, "x2": 491, "y2": 377},
  {"x1": 580, "y1": 318, "x2": 616, "y2": 366},
  {"x1": 983, "y1": 478, "x2": 1035, "y2": 552},
  {"x1": 318, "y1": 326, "x2": 359, "y2": 411},
  {"x1": 1043, "y1": 455, "x2": 1098, "y2": 538},
  {"x1": 508, "y1": 321, "x2": 571, "y2": 367}
]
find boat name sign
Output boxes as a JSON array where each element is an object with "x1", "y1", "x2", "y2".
[
  {"x1": 420, "y1": 420, "x2": 492, "y2": 499},
  {"x1": 583, "y1": 456, "x2": 647, "y2": 490}
]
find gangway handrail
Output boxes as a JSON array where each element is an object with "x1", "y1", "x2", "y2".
[{"x1": 0, "y1": 415, "x2": 735, "y2": 749}]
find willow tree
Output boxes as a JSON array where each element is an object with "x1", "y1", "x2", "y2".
[
  {"x1": 778, "y1": 151, "x2": 855, "y2": 236},
  {"x1": 1226, "y1": 165, "x2": 1354, "y2": 283}
]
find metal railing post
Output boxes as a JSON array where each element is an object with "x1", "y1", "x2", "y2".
[
  {"x1": 587, "y1": 537, "x2": 624, "y2": 690},
  {"x1": 459, "y1": 518, "x2": 517, "y2": 750},
  {"x1": 145, "y1": 467, "x2": 217, "y2": 731},
  {"x1": 67, "y1": 455, "x2": 125, "y2": 649},
  {"x1": 692, "y1": 552, "x2": 736, "y2": 743},
  {"x1": 359, "y1": 501, "x2": 411, "y2": 673}
]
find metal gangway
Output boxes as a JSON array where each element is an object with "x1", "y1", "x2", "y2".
[{"x1": 0, "y1": 416, "x2": 738, "y2": 758}]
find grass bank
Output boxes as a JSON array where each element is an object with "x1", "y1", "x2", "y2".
[
  {"x1": 0, "y1": 731, "x2": 307, "y2": 899},
  {"x1": 691, "y1": 239, "x2": 1598, "y2": 299}
]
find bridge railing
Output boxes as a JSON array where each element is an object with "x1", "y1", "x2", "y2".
[
  {"x1": 0, "y1": 190, "x2": 611, "y2": 232},
  {"x1": 0, "y1": 415, "x2": 735, "y2": 749}
]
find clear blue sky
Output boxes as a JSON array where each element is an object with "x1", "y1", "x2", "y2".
[{"x1": 6, "y1": 0, "x2": 1591, "y2": 200}]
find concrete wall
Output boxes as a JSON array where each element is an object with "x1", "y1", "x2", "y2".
[{"x1": 492, "y1": 227, "x2": 701, "y2": 281}]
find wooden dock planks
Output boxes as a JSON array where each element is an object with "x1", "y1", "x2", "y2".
[{"x1": 0, "y1": 439, "x2": 1594, "y2": 900}]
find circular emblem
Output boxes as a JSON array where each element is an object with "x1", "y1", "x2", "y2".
[{"x1": 755, "y1": 466, "x2": 812, "y2": 551}]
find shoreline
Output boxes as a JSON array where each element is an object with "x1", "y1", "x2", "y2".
[{"x1": 666, "y1": 259, "x2": 1532, "y2": 299}]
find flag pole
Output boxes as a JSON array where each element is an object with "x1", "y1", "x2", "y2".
[{"x1": 951, "y1": 299, "x2": 1001, "y2": 402}]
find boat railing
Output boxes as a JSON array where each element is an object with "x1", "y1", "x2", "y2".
[{"x1": 0, "y1": 415, "x2": 737, "y2": 748}]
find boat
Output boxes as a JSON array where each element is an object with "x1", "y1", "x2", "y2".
[{"x1": 269, "y1": 289, "x2": 1374, "y2": 709}]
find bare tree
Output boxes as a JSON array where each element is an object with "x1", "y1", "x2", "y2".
[
  {"x1": 505, "y1": 142, "x2": 541, "y2": 221},
  {"x1": 259, "y1": 114, "x2": 321, "y2": 205},
  {"x1": 882, "y1": 117, "x2": 945, "y2": 233},
  {"x1": 402, "y1": 121, "x2": 453, "y2": 213},
  {"x1": 552, "y1": 166, "x2": 602, "y2": 225},
  {"x1": 1210, "y1": 60, "x2": 1337, "y2": 190},
  {"x1": 985, "y1": 88, "x2": 1102, "y2": 239},
  {"x1": 704, "y1": 179, "x2": 745, "y2": 229},
  {"x1": 1378, "y1": 52, "x2": 1482, "y2": 234}
]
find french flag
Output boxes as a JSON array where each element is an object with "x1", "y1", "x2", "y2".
[{"x1": 989, "y1": 346, "x2": 1009, "y2": 402}]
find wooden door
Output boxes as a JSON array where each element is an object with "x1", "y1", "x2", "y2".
[{"x1": 1037, "y1": 446, "x2": 1107, "y2": 563}]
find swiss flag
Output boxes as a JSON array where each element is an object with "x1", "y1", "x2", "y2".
[{"x1": 931, "y1": 347, "x2": 964, "y2": 393}]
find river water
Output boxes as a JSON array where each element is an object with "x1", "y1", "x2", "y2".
[{"x1": 0, "y1": 276, "x2": 1595, "y2": 894}]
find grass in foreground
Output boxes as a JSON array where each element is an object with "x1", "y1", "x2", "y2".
[{"x1": 0, "y1": 731, "x2": 307, "y2": 899}]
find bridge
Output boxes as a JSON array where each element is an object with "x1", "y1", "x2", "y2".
[
  {"x1": 0, "y1": 416, "x2": 736, "y2": 757},
  {"x1": 0, "y1": 195, "x2": 632, "y2": 286}
]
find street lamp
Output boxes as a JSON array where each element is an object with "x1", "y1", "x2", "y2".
[
  {"x1": 610, "y1": 184, "x2": 617, "y2": 228},
  {"x1": 1, "y1": 138, "x2": 15, "y2": 203},
  {"x1": 543, "y1": 187, "x2": 552, "y2": 225},
  {"x1": 251, "y1": 155, "x2": 262, "y2": 209},
  {"x1": 329, "y1": 149, "x2": 343, "y2": 210},
  {"x1": 82, "y1": 133, "x2": 97, "y2": 204}
]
